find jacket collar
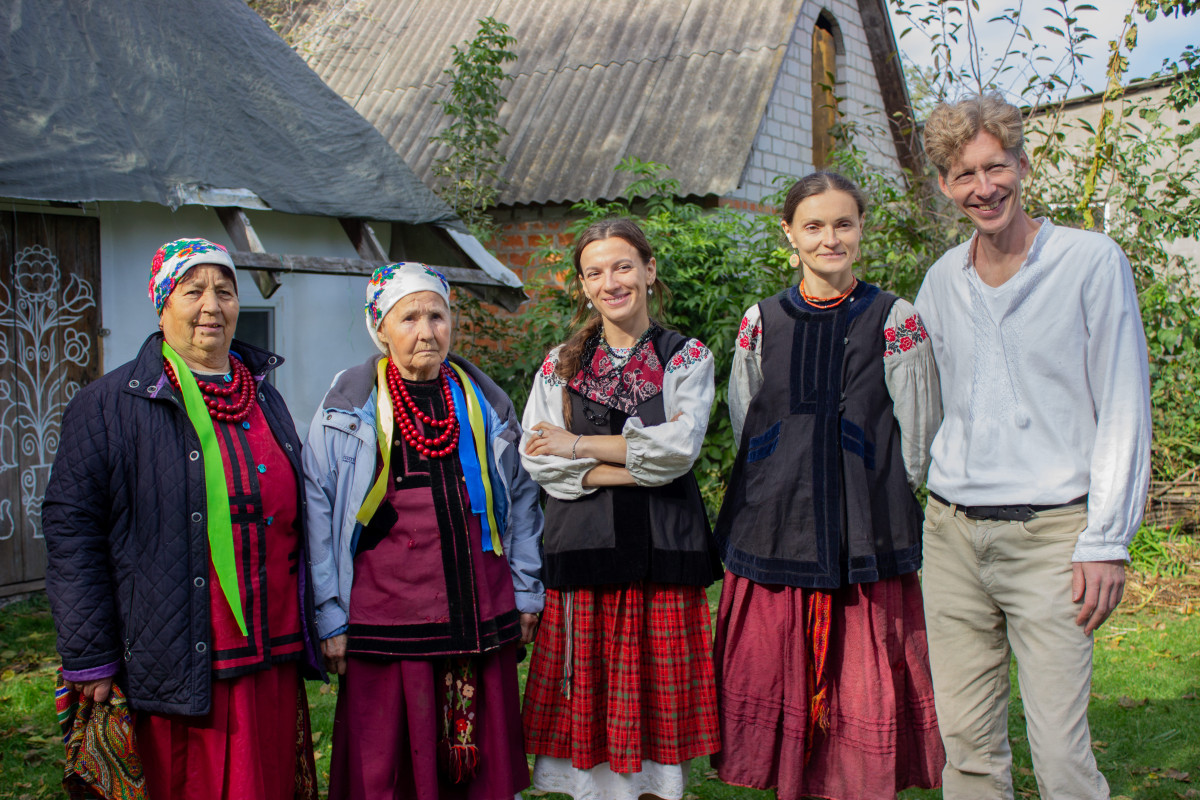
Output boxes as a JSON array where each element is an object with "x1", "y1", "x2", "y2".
[{"x1": 125, "y1": 332, "x2": 284, "y2": 400}]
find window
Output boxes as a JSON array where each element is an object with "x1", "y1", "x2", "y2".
[{"x1": 811, "y1": 12, "x2": 840, "y2": 168}]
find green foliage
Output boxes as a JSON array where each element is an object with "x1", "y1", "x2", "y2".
[
  {"x1": 1128, "y1": 522, "x2": 1195, "y2": 578},
  {"x1": 430, "y1": 17, "x2": 517, "y2": 237}
]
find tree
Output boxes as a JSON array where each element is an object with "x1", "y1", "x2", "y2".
[{"x1": 429, "y1": 16, "x2": 517, "y2": 238}]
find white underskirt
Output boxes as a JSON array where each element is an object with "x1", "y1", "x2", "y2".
[{"x1": 530, "y1": 756, "x2": 691, "y2": 800}]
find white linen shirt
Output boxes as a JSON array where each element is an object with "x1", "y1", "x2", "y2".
[{"x1": 915, "y1": 219, "x2": 1152, "y2": 562}]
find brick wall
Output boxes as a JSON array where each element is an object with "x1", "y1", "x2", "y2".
[
  {"x1": 727, "y1": 0, "x2": 902, "y2": 206},
  {"x1": 485, "y1": 205, "x2": 577, "y2": 286}
]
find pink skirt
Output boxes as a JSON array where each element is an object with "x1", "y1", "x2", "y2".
[
  {"x1": 135, "y1": 662, "x2": 316, "y2": 800},
  {"x1": 713, "y1": 571, "x2": 944, "y2": 800},
  {"x1": 329, "y1": 645, "x2": 528, "y2": 800}
]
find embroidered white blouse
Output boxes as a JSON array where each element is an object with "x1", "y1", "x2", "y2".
[
  {"x1": 520, "y1": 338, "x2": 715, "y2": 500},
  {"x1": 728, "y1": 296, "x2": 942, "y2": 490}
]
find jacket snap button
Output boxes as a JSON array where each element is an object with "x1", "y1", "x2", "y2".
[
  {"x1": 285, "y1": 443, "x2": 293, "y2": 451},
  {"x1": 194, "y1": 576, "x2": 205, "y2": 587},
  {"x1": 147, "y1": 385, "x2": 157, "y2": 394},
  {"x1": 326, "y1": 414, "x2": 333, "y2": 420},
  {"x1": 268, "y1": 356, "x2": 277, "y2": 364},
  {"x1": 195, "y1": 642, "x2": 207, "y2": 653},
  {"x1": 349, "y1": 423, "x2": 357, "y2": 431},
  {"x1": 189, "y1": 450, "x2": 200, "y2": 461},
  {"x1": 128, "y1": 379, "x2": 140, "y2": 388},
  {"x1": 259, "y1": 392, "x2": 265, "y2": 401},
  {"x1": 191, "y1": 511, "x2": 202, "y2": 523},
  {"x1": 843, "y1": 337, "x2": 849, "y2": 344}
]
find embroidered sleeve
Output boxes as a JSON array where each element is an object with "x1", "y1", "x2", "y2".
[
  {"x1": 519, "y1": 346, "x2": 600, "y2": 501},
  {"x1": 666, "y1": 339, "x2": 712, "y2": 373},
  {"x1": 730, "y1": 304, "x2": 764, "y2": 445},
  {"x1": 539, "y1": 352, "x2": 565, "y2": 386},
  {"x1": 883, "y1": 310, "x2": 930, "y2": 358},
  {"x1": 736, "y1": 313, "x2": 762, "y2": 352},
  {"x1": 624, "y1": 339, "x2": 715, "y2": 486},
  {"x1": 883, "y1": 299, "x2": 941, "y2": 488}
]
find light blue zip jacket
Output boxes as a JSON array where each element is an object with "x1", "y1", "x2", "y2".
[{"x1": 303, "y1": 353, "x2": 545, "y2": 640}]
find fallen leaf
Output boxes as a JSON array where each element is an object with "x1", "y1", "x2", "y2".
[
  {"x1": 1118, "y1": 695, "x2": 1148, "y2": 708},
  {"x1": 1092, "y1": 740, "x2": 1108, "y2": 751},
  {"x1": 1017, "y1": 766, "x2": 1034, "y2": 776},
  {"x1": 311, "y1": 731, "x2": 322, "y2": 743},
  {"x1": 1165, "y1": 768, "x2": 1191, "y2": 782}
]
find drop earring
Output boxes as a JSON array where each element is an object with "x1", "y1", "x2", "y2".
[{"x1": 789, "y1": 250, "x2": 800, "y2": 269}]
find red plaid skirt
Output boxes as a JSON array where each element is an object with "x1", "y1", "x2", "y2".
[{"x1": 522, "y1": 582, "x2": 720, "y2": 772}]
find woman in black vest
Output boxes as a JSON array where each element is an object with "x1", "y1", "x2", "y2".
[
  {"x1": 712, "y1": 173, "x2": 945, "y2": 799},
  {"x1": 520, "y1": 218, "x2": 721, "y2": 799}
]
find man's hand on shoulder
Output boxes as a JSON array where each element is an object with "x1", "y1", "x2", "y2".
[{"x1": 1072, "y1": 559, "x2": 1126, "y2": 634}]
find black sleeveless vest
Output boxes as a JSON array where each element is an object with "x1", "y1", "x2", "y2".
[
  {"x1": 714, "y1": 282, "x2": 923, "y2": 589},
  {"x1": 541, "y1": 327, "x2": 722, "y2": 589}
]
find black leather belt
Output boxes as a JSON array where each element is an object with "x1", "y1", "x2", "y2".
[{"x1": 928, "y1": 491, "x2": 1087, "y2": 523}]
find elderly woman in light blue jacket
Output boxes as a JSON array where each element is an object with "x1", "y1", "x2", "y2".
[{"x1": 303, "y1": 262, "x2": 544, "y2": 800}]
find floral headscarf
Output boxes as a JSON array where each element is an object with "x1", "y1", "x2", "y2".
[
  {"x1": 148, "y1": 238, "x2": 236, "y2": 314},
  {"x1": 364, "y1": 262, "x2": 451, "y2": 354}
]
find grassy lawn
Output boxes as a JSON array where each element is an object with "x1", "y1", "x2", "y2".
[{"x1": 2, "y1": 582, "x2": 1196, "y2": 799}]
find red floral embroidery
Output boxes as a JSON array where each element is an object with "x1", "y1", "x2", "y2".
[
  {"x1": 540, "y1": 354, "x2": 565, "y2": 386},
  {"x1": 736, "y1": 316, "x2": 762, "y2": 351},
  {"x1": 883, "y1": 313, "x2": 929, "y2": 358},
  {"x1": 667, "y1": 340, "x2": 711, "y2": 372}
]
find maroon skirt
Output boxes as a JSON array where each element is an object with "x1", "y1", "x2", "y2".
[
  {"x1": 135, "y1": 662, "x2": 316, "y2": 800},
  {"x1": 713, "y1": 571, "x2": 944, "y2": 800},
  {"x1": 329, "y1": 645, "x2": 528, "y2": 800}
]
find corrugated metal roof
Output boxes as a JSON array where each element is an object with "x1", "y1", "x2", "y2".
[{"x1": 284, "y1": 0, "x2": 804, "y2": 206}]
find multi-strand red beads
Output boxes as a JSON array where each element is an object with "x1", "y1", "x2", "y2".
[
  {"x1": 387, "y1": 362, "x2": 460, "y2": 458},
  {"x1": 164, "y1": 356, "x2": 256, "y2": 423},
  {"x1": 800, "y1": 277, "x2": 858, "y2": 308}
]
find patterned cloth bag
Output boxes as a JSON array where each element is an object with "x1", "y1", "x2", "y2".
[{"x1": 55, "y1": 669, "x2": 147, "y2": 800}]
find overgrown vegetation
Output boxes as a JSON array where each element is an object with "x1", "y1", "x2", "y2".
[{"x1": 430, "y1": 16, "x2": 517, "y2": 239}]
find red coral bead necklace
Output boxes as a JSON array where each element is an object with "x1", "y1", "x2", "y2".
[
  {"x1": 800, "y1": 277, "x2": 858, "y2": 308},
  {"x1": 387, "y1": 361, "x2": 460, "y2": 458},
  {"x1": 164, "y1": 355, "x2": 256, "y2": 422}
]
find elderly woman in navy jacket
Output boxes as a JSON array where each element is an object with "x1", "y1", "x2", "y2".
[
  {"x1": 304, "y1": 262, "x2": 544, "y2": 800},
  {"x1": 43, "y1": 238, "x2": 322, "y2": 800}
]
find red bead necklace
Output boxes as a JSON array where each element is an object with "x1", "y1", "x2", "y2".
[
  {"x1": 386, "y1": 361, "x2": 460, "y2": 458},
  {"x1": 164, "y1": 356, "x2": 256, "y2": 422},
  {"x1": 799, "y1": 277, "x2": 858, "y2": 308}
]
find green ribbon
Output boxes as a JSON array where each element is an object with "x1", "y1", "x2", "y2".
[{"x1": 162, "y1": 342, "x2": 247, "y2": 637}]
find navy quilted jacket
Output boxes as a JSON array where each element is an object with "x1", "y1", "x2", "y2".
[{"x1": 43, "y1": 333, "x2": 322, "y2": 716}]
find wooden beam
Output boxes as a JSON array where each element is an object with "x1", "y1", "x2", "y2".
[
  {"x1": 339, "y1": 218, "x2": 388, "y2": 262},
  {"x1": 215, "y1": 207, "x2": 283, "y2": 298},
  {"x1": 227, "y1": 250, "x2": 509, "y2": 289},
  {"x1": 856, "y1": 0, "x2": 923, "y2": 177}
]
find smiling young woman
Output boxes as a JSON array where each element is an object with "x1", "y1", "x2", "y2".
[
  {"x1": 711, "y1": 173, "x2": 945, "y2": 800},
  {"x1": 520, "y1": 218, "x2": 721, "y2": 800}
]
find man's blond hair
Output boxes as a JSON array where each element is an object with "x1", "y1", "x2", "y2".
[{"x1": 924, "y1": 92, "x2": 1024, "y2": 176}]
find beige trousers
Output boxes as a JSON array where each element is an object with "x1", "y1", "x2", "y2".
[{"x1": 921, "y1": 497, "x2": 1109, "y2": 800}]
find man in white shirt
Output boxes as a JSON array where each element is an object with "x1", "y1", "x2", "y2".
[{"x1": 914, "y1": 93, "x2": 1151, "y2": 799}]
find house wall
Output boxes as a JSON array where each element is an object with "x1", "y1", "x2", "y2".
[
  {"x1": 95, "y1": 202, "x2": 381, "y2": 438},
  {"x1": 728, "y1": 0, "x2": 902, "y2": 206},
  {"x1": 1025, "y1": 82, "x2": 1199, "y2": 273}
]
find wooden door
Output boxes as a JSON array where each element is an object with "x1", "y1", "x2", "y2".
[{"x1": 0, "y1": 211, "x2": 101, "y2": 596}]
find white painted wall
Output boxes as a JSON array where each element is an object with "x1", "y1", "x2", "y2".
[
  {"x1": 97, "y1": 202, "x2": 383, "y2": 438},
  {"x1": 730, "y1": 0, "x2": 902, "y2": 204}
]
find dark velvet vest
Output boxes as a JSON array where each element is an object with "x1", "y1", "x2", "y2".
[
  {"x1": 714, "y1": 282, "x2": 923, "y2": 589},
  {"x1": 542, "y1": 328, "x2": 722, "y2": 589}
]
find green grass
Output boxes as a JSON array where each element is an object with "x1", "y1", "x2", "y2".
[{"x1": 3, "y1": 589, "x2": 1197, "y2": 800}]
